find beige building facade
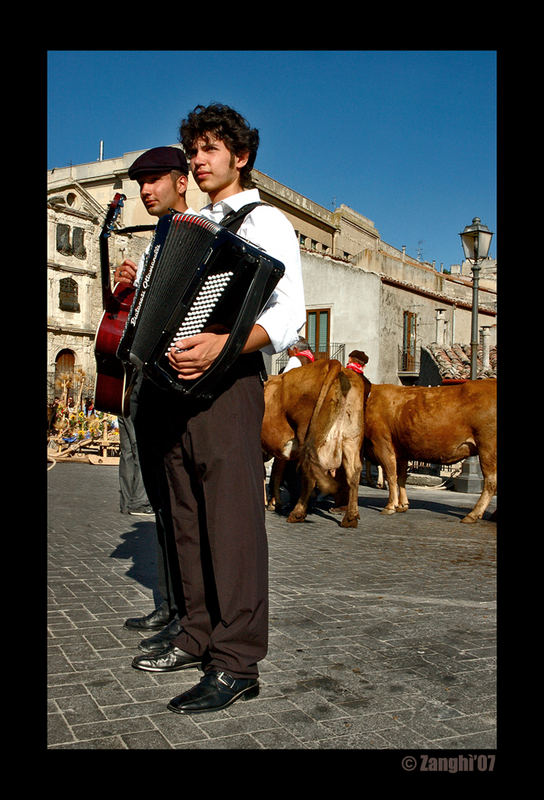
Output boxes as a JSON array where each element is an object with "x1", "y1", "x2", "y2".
[{"x1": 47, "y1": 146, "x2": 497, "y2": 402}]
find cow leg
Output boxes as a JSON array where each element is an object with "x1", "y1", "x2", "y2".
[
  {"x1": 364, "y1": 459, "x2": 375, "y2": 487},
  {"x1": 287, "y1": 470, "x2": 315, "y2": 523},
  {"x1": 396, "y1": 459, "x2": 409, "y2": 512},
  {"x1": 340, "y1": 444, "x2": 361, "y2": 528},
  {"x1": 460, "y1": 448, "x2": 497, "y2": 523},
  {"x1": 330, "y1": 464, "x2": 348, "y2": 513},
  {"x1": 266, "y1": 459, "x2": 276, "y2": 511},
  {"x1": 267, "y1": 457, "x2": 286, "y2": 512},
  {"x1": 376, "y1": 446, "x2": 399, "y2": 514}
]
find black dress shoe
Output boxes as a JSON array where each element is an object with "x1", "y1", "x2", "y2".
[
  {"x1": 138, "y1": 618, "x2": 184, "y2": 653},
  {"x1": 132, "y1": 645, "x2": 201, "y2": 673},
  {"x1": 167, "y1": 669, "x2": 259, "y2": 714},
  {"x1": 124, "y1": 605, "x2": 174, "y2": 631}
]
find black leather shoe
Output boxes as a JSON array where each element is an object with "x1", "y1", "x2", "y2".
[
  {"x1": 132, "y1": 645, "x2": 201, "y2": 673},
  {"x1": 138, "y1": 618, "x2": 184, "y2": 653},
  {"x1": 124, "y1": 605, "x2": 174, "y2": 631},
  {"x1": 167, "y1": 669, "x2": 259, "y2": 714}
]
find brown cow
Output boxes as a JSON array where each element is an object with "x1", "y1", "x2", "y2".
[
  {"x1": 363, "y1": 379, "x2": 497, "y2": 523},
  {"x1": 261, "y1": 359, "x2": 365, "y2": 528}
]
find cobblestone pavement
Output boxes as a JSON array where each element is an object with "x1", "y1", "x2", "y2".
[{"x1": 47, "y1": 462, "x2": 497, "y2": 753}]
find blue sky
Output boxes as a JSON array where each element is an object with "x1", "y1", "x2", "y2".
[{"x1": 47, "y1": 50, "x2": 497, "y2": 270}]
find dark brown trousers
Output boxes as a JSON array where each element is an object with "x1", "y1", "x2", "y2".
[{"x1": 163, "y1": 366, "x2": 268, "y2": 679}]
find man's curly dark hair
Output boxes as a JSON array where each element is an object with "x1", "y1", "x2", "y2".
[{"x1": 179, "y1": 103, "x2": 259, "y2": 189}]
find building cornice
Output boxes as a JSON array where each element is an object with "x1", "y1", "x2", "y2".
[
  {"x1": 48, "y1": 322, "x2": 97, "y2": 338},
  {"x1": 379, "y1": 273, "x2": 496, "y2": 315}
]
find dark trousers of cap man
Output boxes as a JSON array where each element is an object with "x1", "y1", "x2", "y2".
[
  {"x1": 130, "y1": 371, "x2": 186, "y2": 620},
  {"x1": 118, "y1": 414, "x2": 149, "y2": 513},
  {"x1": 162, "y1": 355, "x2": 268, "y2": 679}
]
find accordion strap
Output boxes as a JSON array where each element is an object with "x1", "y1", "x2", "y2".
[
  {"x1": 219, "y1": 201, "x2": 271, "y2": 384},
  {"x1": 219, "y1": 202, "x2": 270, "y2": 233}
]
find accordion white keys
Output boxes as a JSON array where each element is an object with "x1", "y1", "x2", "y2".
[{"x1": 117, "y1": 211, "x2": 285, "y2": 400}]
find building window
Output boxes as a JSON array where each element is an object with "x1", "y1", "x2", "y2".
[
  {"x1": 402, "y1": 310, "x2": 417, "y2": 371},
  {"x1": 59, "y1": 277, "x2": 80, "y2": 313},
  {"x1": 56, "y1": 224, "x2": 72, "y2": 255},
  {"x1": 72, "y1": 227, "x2": 87, "y2": 259},
  {"x1": 56, "y1": 224, "x2": 86, "y2": 259},
  {"x1": 307, "y1": 309, "x2": 330, "y2": 360}
]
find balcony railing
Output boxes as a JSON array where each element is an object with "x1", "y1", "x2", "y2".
[
  {"x1": 272, "y1": 342, "x2": 345, "y2": 374},
  {"x1": 398, "y1": 346, "x2": 420, "y2": 374}
]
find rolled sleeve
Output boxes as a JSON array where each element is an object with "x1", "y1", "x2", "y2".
[{"x1": 237, "y1": 205, "x2": 306, "y2": 354}]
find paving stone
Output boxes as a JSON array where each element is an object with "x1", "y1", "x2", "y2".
[{"x1": 47, "y1": 462, "x2": 497, "y2": 755}]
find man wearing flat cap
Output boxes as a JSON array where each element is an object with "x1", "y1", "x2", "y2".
[
  {"x1": 346, "y1": 349, "x2": 369, "y2": 375},
  {"x1": 346, "y1": 349, "x2": 371, "y2": 409},
  {"x1": 128, "y1": 145, "x2": 189, "y2": 178},
  {"x1": 115, "y1": 146, "x2": 193, "y2": 287},
  {"x1": 116, "y1": 146, "x2": 198, "y2": 652}
]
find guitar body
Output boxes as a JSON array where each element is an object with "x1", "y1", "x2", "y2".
[
  {"x1": 94, "y1": 283, "x2": 135, "y2": 416},
  {"x1": 93, "y1": 193, "x2": 138, "y2": 417}
]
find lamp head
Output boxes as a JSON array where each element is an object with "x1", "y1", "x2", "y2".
[{"x1": 459, "y1": 217, "x2": 493, "y2": 262}]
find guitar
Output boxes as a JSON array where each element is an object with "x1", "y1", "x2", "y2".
[{"x1": 94, "y1": 193, "x2": 135, "y2": 416}]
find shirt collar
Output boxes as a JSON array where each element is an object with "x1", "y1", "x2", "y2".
[{"x1": 205, "y1": 188, "x2": 260, "y2": 216}]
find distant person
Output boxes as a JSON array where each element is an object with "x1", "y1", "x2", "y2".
[
  {"x1": 282, "y1": 338, "x2": 314, "y2": 373},
  {"x1": 345, "y1": 349, "x2": 376, "y2": 486},
  {"x1": 345, "y1": 349, "x2": 371, "y2": 404},
  {"x1": 271, "y1": 338, "x2": 315, "y2": 506},
  {"x1": 346, "y1": 349, "x2": 368, "y2": 375},
  {"x1": 48, "y1": 397, "x2": 60, "y2": 433}
]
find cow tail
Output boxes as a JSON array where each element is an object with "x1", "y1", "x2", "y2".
[{"x1": 299, "y1": 360, "x2": 344, "y2": 494}]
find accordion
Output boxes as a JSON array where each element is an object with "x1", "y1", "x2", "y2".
[{"x1": 117, "y1": 211, "x2": 285, "y2": 399}]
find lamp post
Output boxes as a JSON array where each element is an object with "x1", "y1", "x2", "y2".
[
  {"x1": 453, "y1": 217, "x2": 494, "y2": 495},
  {"x1": 459, "y1": 217, "x2": 494, "y2": 379}
]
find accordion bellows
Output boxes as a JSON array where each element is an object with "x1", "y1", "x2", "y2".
[{"x1": 117, "y1": 212, "x2": 285, "y2": 399}]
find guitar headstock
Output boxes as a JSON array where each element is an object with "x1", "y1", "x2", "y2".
[{"x1": 102, "y1": 193, "x2": 126, "y2": 238}]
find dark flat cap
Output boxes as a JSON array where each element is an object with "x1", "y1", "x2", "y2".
[
  {"x1": 349, "y1": 350, "x2": 369, "y2": 365},
  {"x1": 128, "y1": 146, "x2": 188, "y2": 179}
]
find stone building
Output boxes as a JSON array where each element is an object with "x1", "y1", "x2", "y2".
[
  {"x1": 47, "y1": 183, "x2": 149, "y2": 403},
  {"x1": 47, "y1": 145, "x2": 497, "y2": 403}
]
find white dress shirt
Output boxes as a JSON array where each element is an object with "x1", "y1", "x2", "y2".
[
  {"x1": 282, "y1": 355, "x2": 303, "y2": 373},
  {"x1": 198, "y1": 189, "x2": 306, "y2": 354}
]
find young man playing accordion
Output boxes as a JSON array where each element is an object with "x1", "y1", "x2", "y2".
[{"x1": 131, "y1": 104, "x2": 306, "y2": 715}]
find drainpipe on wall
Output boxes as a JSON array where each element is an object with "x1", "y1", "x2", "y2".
[
  {"x1": 435, "y1": 308, "x2": 445, "y2": 345},
  {"x1": 481, "y1": 326, "x2": 491, "y2": 370}
]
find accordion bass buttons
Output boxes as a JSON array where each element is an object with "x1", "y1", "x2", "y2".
[{"x1": 166, "y1": 270, "x2": 234, "y2": 355}]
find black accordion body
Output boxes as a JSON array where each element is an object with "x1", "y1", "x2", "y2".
[{"x1": 117, "y1": 211, "x2": 285, "y2": 399}]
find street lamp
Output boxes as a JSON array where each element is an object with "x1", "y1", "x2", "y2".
[
  {"x1": 459, "y1": 217, "x2": 494, "y2": 379},
  {"x1": 453, "y1": 217, "x2": 494, "y2": 497}
]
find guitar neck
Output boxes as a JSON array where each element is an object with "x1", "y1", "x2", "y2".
[{"x1": 99, "y1": 193, "x2": 126, "y2": 311}]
